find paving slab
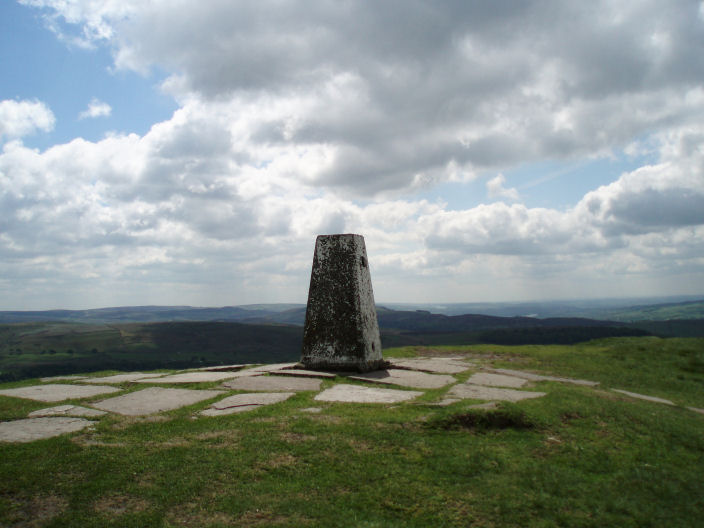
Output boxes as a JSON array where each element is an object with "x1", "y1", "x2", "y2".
[
  {"x1": 612, "y1": 389, "x2": 674, "y2": 405},
  {"x1": 134, "y1": 371, "x2": 244, "y2": 384},
  {"x1": 40, "y1": 375, "x2": 87, "y2": 382},
  {"x1": 0, "y1": 384, "x2": 121, "y2": 403},
  {"x1": 222, "y1": 376, "x2": 321, "y2": 392},
  {"x1": 91, "y1": 387, "x2": 224, "y2": 416},
  {"x1": 488, "y1": 368, "x2": 599, "y2": 387},
  {"x1": 200, "y1": 392, "x2": 295, "y2": 416},
  {"x1": 248, "y1": 363, "x2": 299, "y2": 373},
  {"x1": 466, "y1": 372, "x2": 528, "y2": 388},
  {"x1": 188, "y1": 364, "x2": 250, "y2": 372},
  {"x1": 687, "y1": 407, "x2": 704, "y2": 415},
  {"x1": 315, "y1": 384, "x2": 422, "y2": 403},
  {"x1": 276, "y1": 369, "x2": 337, "y2": 379},
  {"x1": 444, "y1": 383, "x2": 546, "y2": 403},
  {"x1": 0, "y1": 417, "x2": 95, "y2": 443},
  {"x1": 348, "y1": 369, "x2": 455, "y2": 389},
  {"x1": 80, "y1": 373, "x2": 165, "y2": 384},
  {"x1": 390, "y1": 358, "x2": 473, "y2": 374},
  {"x1": 28, "y1": 405, "x2": 107, "y2": 418}
]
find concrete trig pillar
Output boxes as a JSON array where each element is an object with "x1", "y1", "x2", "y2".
[{"x1": 301, "y1": 234, "x2": 385, "y2": 372}]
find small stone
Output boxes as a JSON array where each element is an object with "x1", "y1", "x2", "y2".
[
  {"x1": 315, "y1": 384, "x2": 422, "y2": 403},
  {"x1": 612, "y1": 389, "x2": 674, "y2": 406}
]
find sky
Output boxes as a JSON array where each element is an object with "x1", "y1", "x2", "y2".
[{"x1": 1, "y1": 0, "x2": 704, "y2": 310}]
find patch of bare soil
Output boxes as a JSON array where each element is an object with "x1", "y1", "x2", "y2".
[
  {"x1": 237, "y1": 509, "x2": 311, "y2": 527},
  {"x1": 93, "y1": 494, "x2": 150, "y2": 516},
  {"x1": 3, "y1": 494, "x2": 67, "y2": 527},
  {"x1": 279, "y1": 432, "x2": 316, "y2": 443},
  {"x1": 165, "y1": 504, "x2": 233, "y2": 528}
]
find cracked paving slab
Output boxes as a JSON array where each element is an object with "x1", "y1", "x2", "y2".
[
  {"x1": 80, "y1": 373, "x2": 166, "y2": 384},
  {"x1": 275, "y1": 369, "x2": 337, "y2": 379},
  {"x1": 91, "y1": 387, "x2": 224, "y2": 416},
  {"x1": 444, "y1": 383, "x2": 546, "y2": 403},
  {"x1": 488, "y1": 368, "x2": 599, "y2": 387},
  {"x1": 466, "y1": 372, "x2": 529, "y2": 388},
  {"x1": 222, "y1": 376, "x2": 322, "y2": 392},
  {"x1": 0, "y1": 417, "x2": 95, "y2": 443},
  {"x1": 28, "y1": 405, "x2": 107, "y2": 418},
  {"x1": 316, "y1": 384, "x2": 422, "y2": 403},
  {"x1": 348, "y1": 369, "x2": 456, "y2": 389},
  {"x1": 200, "y1": 392, "x2": 295, "y2": 416},
  {"x1": 134, "y1": 371, "x2": 246, "y2": 384},
  {"x1": 390, "y1": 358, "x2": 473, "y2": 374},
  {"x1": 0, "y1": 384, "x2": 122, "y2": 403}
]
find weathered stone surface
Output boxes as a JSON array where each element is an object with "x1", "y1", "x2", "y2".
[
  {"x1": 488, "y1": 368, "x2": 599, "y2": 387},
  {"x1": 276, "y1": 369, "x2": 337, "y2": 379},
  {"x1": 348, "y1": 369, "x2": 455, "y2": 389},
  {"x1": 222, "y1": 376, "x2": 321, "y2": 392},
  {"x1": 301, "y1": 234, "x2": 384, "y2": 372},
  {"x1": 687, "y1": 406, "x2": 704, "y2": 415},
  {"x1": 248, "y1": 363, "x2": 300, "y2": 373},
  {"x1": 200, "y1": 392, "x2": 295, "y2": 416},
  {"x1": 39, "y1": 375, "x2": 87, "y2": 382},
  {"x1": 28, "y1": 405, "x2": 107, "y2": 418},
  {"x1": 80, "y1": 373, "x2": 165, "y2": 384},
  {"x1": 190, "y1": 364, "x2": 250, "y2": 372},
  {"x1": 0, "y1": 417, "x2": 95, "y2": 443},
  {"x1": 91, "y1": 387, "x2": 224, "y2": 416},
  {"x1": 0, "y1": 384, "x2": 121, "y2": 403},
  {"x1": 444, "y1": 383, "x2": 546, "y2": 403},
  {"x1": 315, "y1": 384, "x2": 422, "y2": 403},
  {"x1": 390, "y1": 358, "x2": 473, "y2": 374},
  {"x1": 612, "y1": 389, "x2": 674, "y2": 405},
  {"x1": 466, "y1": 372, "x2": 528, "y2": 388},
  {"x1": 134, "y1": 372, "x2": 244, "y2": 384}
]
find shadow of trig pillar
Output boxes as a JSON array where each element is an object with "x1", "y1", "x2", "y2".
[{"x1": 301, "y1": 234, "x2": 385, "y2": 372}]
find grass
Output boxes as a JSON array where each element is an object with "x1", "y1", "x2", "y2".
[{"x1": 1, "y1": 337, "x2": 703, "y2": 527}]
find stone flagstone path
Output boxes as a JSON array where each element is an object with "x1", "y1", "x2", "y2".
[{"x1": 1, "y1": 356, "x2": 702, "y2": 442}]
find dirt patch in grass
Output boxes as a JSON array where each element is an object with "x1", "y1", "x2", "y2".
[
  {"x1": 110, "y1": 414, "x2": 171, "y2": 430},
  {"x1": 431, "y1": 407, "x2": 537, "y2": 432},
  {"x1": 93, "y1": 494, "x2": 150, "y2": 515},
  {"x1": 166, "y1": 504, "x2": 233, "y2": 527},
  {"x1": 3, "y1": 493, "x2": 67, "y2": 527},
  {"x1": 71, "y1": 435, "x2": 127, "y2": 447},
  {"x1": 237, "y1": 509, "x2": 312, "y2": 527},
  {"x1": 279, "y1": 432, "x2": 315, "y2": 443},
  {"x1": 264, "y1": 453, "x2": 299, "y2": 469}
]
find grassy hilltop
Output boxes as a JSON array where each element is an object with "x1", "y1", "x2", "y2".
[{"x1": 1, "y1": 336, "x2": 703, "y2": 527}]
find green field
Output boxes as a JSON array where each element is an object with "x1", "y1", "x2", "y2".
[{"x1": 1, "y1": 337, "x2": 703, "y2": 527}]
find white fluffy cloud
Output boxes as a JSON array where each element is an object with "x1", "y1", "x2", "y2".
[
  {"x1": 0, "y1": 99, "x2": 55, "y2": 140},
  {"x1": 3, "y1": 1, "x2": 704, "y2": 307},
  {"x1": 79, "y1": 98, "x2": 111, "y2": 119}
]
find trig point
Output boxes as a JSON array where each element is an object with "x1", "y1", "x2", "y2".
[{"x1": 301, "y1": 234, "x2": 385, "y2": 372}]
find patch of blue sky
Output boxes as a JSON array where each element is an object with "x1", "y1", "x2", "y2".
[
  {"x1": 416, "y1": 150, "x2": 658, "y2": 212},
  {"x1": 1, "y1": 2, "x2": 177, "y2": 150}
]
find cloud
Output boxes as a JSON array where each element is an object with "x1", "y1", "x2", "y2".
[
  {"x1": 486, "y1": 174, "x2": 519, "y2": 202},
  {"x1": 4, "y1": 1, "x2": 704, "y2": 307},
  {"x1": 78, "y1": 98, "x2": 112, "y2": 119},
  {"x1": 0, "y1": 99, "x2": 55, "y2": 140},
  {"x1": 19, "y1": 1, "x2": 704, "y2": 197}
]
